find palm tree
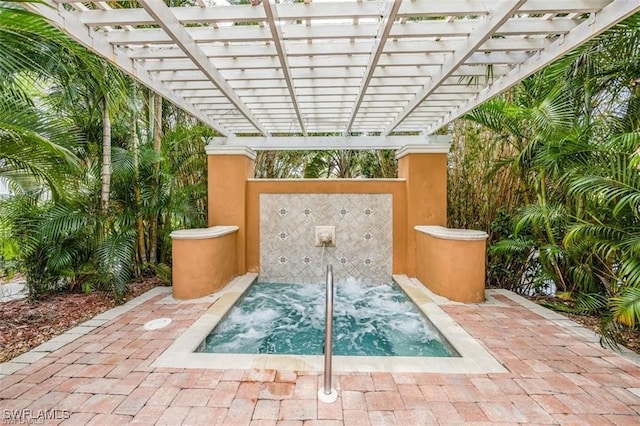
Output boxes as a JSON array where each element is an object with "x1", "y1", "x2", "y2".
[
  {"x1": 46, "y1": 51, "x2": 130, "y2": 210},
  {"x1": 464, "y1": 74, "x2": 578, "y2": 292},
  {"x1": 558, "y1": 14, "x2": 640, "y2": 335},
  {"x1": 0, "y1": 2, "x2": 80, "y2": 197},
  {"x1": 566, "y1": 131, "x2": 640, "y2": 325},
  {"x1": 0, "y1": 3, "x2": 137, "y2": 300},
  {"x1": 459, "y1": 13, "x2": 640, "y2": 345}
]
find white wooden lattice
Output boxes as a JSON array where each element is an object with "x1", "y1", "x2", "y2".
[{"x1": 27, "y1": 0, "x2": 640, "y2": 148}]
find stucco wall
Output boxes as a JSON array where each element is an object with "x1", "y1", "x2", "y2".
[
  {"x1": 207, "y1": 154, "x2": 254, "y2": 273},
  {"x1": 415, "y1": 228, "x2": 487, "y2": 303},
  {"x1": 397, "y1": 152, "x2": 448, "y2": 276},
  {"x1": 172, "y1": 230, "x2": 238, "y2": 300}
]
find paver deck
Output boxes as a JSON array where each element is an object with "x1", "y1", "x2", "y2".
[{"x1": 1, "y1": 286, "x2": 640, "y2": 425}]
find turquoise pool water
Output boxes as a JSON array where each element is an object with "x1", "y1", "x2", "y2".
[{"x1": 198, "y1": 280, "x2": 457, "y2": 357}]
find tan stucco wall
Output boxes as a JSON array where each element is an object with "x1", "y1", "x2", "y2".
[
  {"x1": 204, "y1": 152, "x2": 446, "y2": 279},
  {"x1": 398, "y1": 153, "x2": 448, "y2": 275},
  {"x1": 171, "y1": 232, "x2": 237, "y2": 300},
  {"x1": 208, "y1": 154, "x2": 254, "y2": 273},
  {"x1": 415, "y1": 232, "x2": 486, "y2": 303},
  {"x1": 246, "y1": 180, "x2": 407, "y2": 275}
]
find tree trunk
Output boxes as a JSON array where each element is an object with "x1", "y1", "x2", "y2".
[
  {"x1": 101, "y1": 97, "x2": 111, "y2": 212},
  {"x1": 148, "y1": 91, "x2": 155, "y2": 144},
  {"x1": 149, "y1": 94, "x2": 162, "y2": 264},
  {"x1": 132, "y1": 107, "x2": 148, "y2": 264}
]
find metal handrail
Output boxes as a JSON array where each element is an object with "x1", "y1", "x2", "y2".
[{"x1": 323, "y1": 264, "x2": 334, "y2": 396}]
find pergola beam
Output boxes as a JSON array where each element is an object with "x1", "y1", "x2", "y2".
[
  {"x1": 137, "y1": 0, "x2": 267, "y2": 136},
  {"x1": 383, "y1": 0, "x2": 528, "y2": 135},
  {"x1": 425, "y1": 0, "x2": 640, "y2": 134},
  {"x1": 208, "y1": 135, "x2": 452, "y2": 151},
  {"x1": 263, "y1": 0, "x2": 306, "y2": 136},
  {"x1": 345, "y1": 0, "x2": 401, "y2": 135}
]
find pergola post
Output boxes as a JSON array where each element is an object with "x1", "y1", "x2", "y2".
[
  {"x1": 396, "y1": 142, "x2": 451, "y2": 276},
  {"x1": 206, "y1": 145, "x2": 256, "y2": 275}
]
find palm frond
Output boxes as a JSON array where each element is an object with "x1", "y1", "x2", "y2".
[
  {"x1": 610, "y1": 286, "x2": 640, "y2": 327},
  {"x1": 573, "y1": 292, "x2": 607, "y2": 315},
  {"x1": 95, "y1": 228, "x2": 136, "y2": 301},
  {"x1": 488, "y1": 236, "x2": 535, "y2": 256}
]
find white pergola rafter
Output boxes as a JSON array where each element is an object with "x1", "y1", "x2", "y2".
[
  {"x1": 263, "y1": 0, "x2": 306, "y2": 136},
  {"x1": 137, "y1": 0, "x2": 267, "y2": 136},
  {"x1": 383, "y1": 0, "x2": 528, "y2": 135},
  {"x1": 344, "y1": 0, "x2": 402, "y2": 135},
  {"x1": 26, "y1": 0, "x2": 640, "y2": 144}
]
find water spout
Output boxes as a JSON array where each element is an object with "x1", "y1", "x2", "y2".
[
  {"x1": 318, "y1": 232, "x2": 333, "y2": 247},
  {"x1": 315, "y1": 226, "x2": 335, "y2": 247}
]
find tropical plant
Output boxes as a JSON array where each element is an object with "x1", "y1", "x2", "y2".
[
  {"x1": 0, "y1": 3, "x2": 140, "y2": 299},
  {"x1": 453, "y1": 13, "x2": 640, "y2": 347},
  {"x1": 0, "y1": 189, "x2": 136, "y2": 300},
  {"x1": 0, "y1": 2, "x2": 81, "y2": 197},
  {"x1": 254, "y1": 149, "x2": 397, "y2": 179}
]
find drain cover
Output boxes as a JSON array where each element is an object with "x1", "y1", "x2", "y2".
[{"x1": 143, "y1": 318, "x2": 172, "y2": 330}]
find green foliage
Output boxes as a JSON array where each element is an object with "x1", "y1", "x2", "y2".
[
  {"x1": 452, "y1": 13, "x2": 640, "y2": 347},
  {"x1": 0, "y1": 189, "x2": 136, "y2": 301},
  {"x1": 0, "y1": 5, "x2": 212, "y2": 302},
  {"x1": 254, "y1": 149, "x2": 397, "y2": 179},
  {"x1": 154, "y1": 263, "x2": 172, "y2": 285},
  {"x1": 448, "y1": 121, "x2": 524, "y2": 232},
  {"x1": 0, "y1": 3, "x2": 81, "y2": 197}
]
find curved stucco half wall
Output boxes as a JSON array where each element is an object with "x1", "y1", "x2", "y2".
[
  {"x1": 171, "y1": 226, "x2": 239, "y2": 300},
  {"x1": 415, "y1": 226, "x2": 488, "y2": 303}
]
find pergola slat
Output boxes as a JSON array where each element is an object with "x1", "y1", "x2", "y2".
[
  {"x1": 344, "y1": 0, "x2": 402, "y2": 135},
  {"x1": 26, "y1": 0, "x2": 639, "y2": 141},
  {"x1": 383, "y1": 0, "x2": 529, "y2": 135},
  {"x1": 137, "y1": 0, "x2": 266, "y2": 135},
  {"x1": 263, "y1": 0, "x2": 306, "y2": 136}
]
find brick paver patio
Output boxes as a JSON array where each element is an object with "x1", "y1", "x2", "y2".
[{"x1": 1, "y1": 287, "x2": 640, "y2": 425}]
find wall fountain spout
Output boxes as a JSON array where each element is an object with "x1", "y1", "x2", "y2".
[
  {"x1": 315, "y1": 226, "x2": 335, "y2": 248},
  {"x1": 318, "y1": 232, "x2": 333, "y2": 247}
]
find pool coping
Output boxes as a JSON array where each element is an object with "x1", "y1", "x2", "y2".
[{"x1": 152, "y1": 274, "x2": 508, "y2": 374}]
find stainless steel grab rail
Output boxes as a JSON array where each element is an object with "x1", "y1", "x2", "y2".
[
  {"x1": 323, "y1": 264, "x2": 334, "y2": 395},
  {"x1": 319, "y1": 264, "x2": 337, "y2": 403}
]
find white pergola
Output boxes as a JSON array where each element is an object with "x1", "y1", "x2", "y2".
[{"x1": 29, "y1": 0, "x2": 640, "y2": 149}]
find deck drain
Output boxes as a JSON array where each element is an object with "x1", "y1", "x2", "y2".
[{"x1": 143, "y1": 318, "x2": 172, "y2": 330}]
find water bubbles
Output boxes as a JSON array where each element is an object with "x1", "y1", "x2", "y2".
[{"x1": 199, "y1": 279, "x2": 453, "y2": 357}]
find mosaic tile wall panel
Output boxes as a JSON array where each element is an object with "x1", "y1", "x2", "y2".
[{"x1": 260, "y1": 193, "x2": 392, "y2": 284}]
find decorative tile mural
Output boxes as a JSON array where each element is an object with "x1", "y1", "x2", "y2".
[{"x1": 260, "y1": 193, "x2": 392, "y2": 284}]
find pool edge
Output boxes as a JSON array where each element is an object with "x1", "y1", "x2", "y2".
[{"x1": 152, "y1": 273, "x2": 507, "y2": 374}]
